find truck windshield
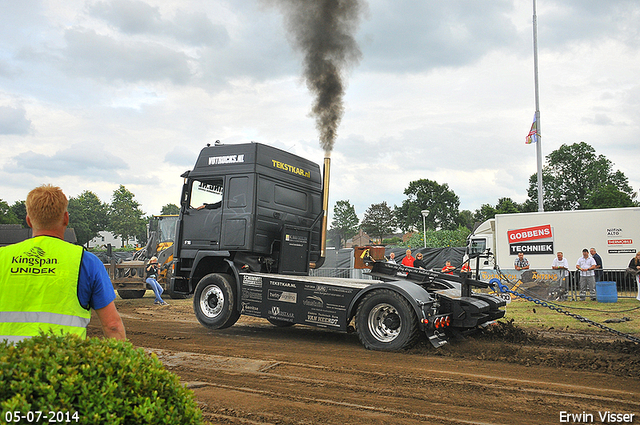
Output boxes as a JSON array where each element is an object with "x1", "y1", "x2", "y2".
[
  {"x1": 157, "y1": 216, "x2": 178, "y2": 243},
  {"x1": 468, "y1": 238, "x2": 487, "y2": 257},
  {"x1": 190, "y1": 179, "x2": 223, "y2": 209}
]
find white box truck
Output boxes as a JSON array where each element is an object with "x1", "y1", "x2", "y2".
[{"x1": 467, "y1": 207, "x2": 640, "y2": 271}]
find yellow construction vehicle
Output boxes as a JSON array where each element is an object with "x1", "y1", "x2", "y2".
[{"x1": 111, "y1": 215, "x2": 181, "y2": 299}]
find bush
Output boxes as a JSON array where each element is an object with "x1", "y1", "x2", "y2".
[
  {"x1": 0, "y1": 334, "x2": 204, "y2": 424},
  {"x1": 382, "y1": 237, "x2": 403, "y2": 246}
]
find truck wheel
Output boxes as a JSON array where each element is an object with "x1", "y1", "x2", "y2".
[
  {"x1": 117, "y1": 290, "x2": 146, "y2": 299},
  {"x1": 267, "y1": 318, "x2": 295, "y2": 327},
  {"x1": 355, "y1": 290, "x2": 419, "y2": 351},
  {"x1": 193, "y1": 273, "x2": 240, "y2": 329}
]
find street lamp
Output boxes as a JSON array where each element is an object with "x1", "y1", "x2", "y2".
[{"x1": 421, "y1": 210, "x2": 429, "y2": 248}]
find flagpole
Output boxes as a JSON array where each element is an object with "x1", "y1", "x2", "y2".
[{"x1": 533, "y1": 0, "x2": 544, "y2": 212}]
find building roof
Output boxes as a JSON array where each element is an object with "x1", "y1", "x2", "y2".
[{"x1": 0, "y1": 225, "x2": 78, "y2": 246}]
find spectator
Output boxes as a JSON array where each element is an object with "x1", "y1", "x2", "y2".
[
  {"x1": 551, "y1": 251, "x2": 569, "y2": 288},
  {"x1": 401, "y1": 249, "x2": 415, "y2": 267},
  {"x1": 514, "y1": 252, "x2": 530, "y2": 271},
  {"x1": 590, "y1": 248, "x2": 603, "y2": 282},
  {"x1": 146, "y1": 256, "x2": 168, "y2": 306},
  {"x1": 386, "y1": 252, "x2": 397, "y2": 264},
  {"x1": 413, "y1": 253, "x2": 426, "y2": 269},
  {"x1": 627, "y1": 252, "x2": 640, "y2": 301},
  {"x1": 576, "y1": 248, "x2": 597, "y2": 301},
  {"x1": 0, "y1": 184, "x2": 126, "y2": 343},
  {"x1": 441, "y1": 260, "x2": 455, "y2": 274},
  {"x1": 460, "y1": 261, "x2": 471, "y2": 273}
]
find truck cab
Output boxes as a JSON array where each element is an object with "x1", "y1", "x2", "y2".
[
  {"x1": 170, "y1": 142, "x2": 324, "y2": 296},
  {"x1": 466, "y1": 218, "x2": 495, "y2": 270}
]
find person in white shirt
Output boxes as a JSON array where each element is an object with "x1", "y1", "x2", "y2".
[
  {"x1": 552, "y1": 251, "x2": 570, "y2": 291},
  {"x1": 576, "y1": 248, "x2": 597, "y2": 301}
]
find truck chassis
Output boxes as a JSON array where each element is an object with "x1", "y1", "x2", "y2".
[{"x1": 189, "y1": 260, "x2": 506, "y2": 351}]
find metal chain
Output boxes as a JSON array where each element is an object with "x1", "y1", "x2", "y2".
[{"x1": 494, "y1": 282, "x2": 640, "y2": 344}]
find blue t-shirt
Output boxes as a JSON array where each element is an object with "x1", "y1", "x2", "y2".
[{"x1": 78, "y1": 251, "x2": 116, "y2": 310}]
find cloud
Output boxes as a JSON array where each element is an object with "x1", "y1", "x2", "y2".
[
  {"x1": 358, "y1": 0, "x2": 520, "y2": 73},
  {"x1": 3, "y1": 142, "x2": 128, "y2": 180},
  {"x1": 582, "y1": 113, "x2": 615, "y2": 126},
  {"x1": 89, "y1": 0, "x2": 162, "y2": 35},
  {"x1": 164, "y1": 145, "x2": 198, "y2": 168},
  {"x1": 89, "y1": 0, "x2": 230, "y2": 47},
  {"x1": 62, "y1": 28, "x2": 192, "y2": 84},
  {"x1": 171, "y1": 10, "x2": 230, "y2": 47},
  {"x1": 0, "y1": 106, "x2": 32, "y2": 135},
  {"x1": 541, "y1": 0, "x2": 640, "y2": 49},
  {"x1": 0, "y1": 0, "x2": 639, "y2": 217}
]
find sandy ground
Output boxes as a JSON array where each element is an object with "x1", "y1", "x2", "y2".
[{"x1": 88, "y1": 295, "x2": 640, "y2": 425}]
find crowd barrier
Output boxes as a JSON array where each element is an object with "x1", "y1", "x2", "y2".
[
  {"x1": 471, "y1": 268, "x2": 638, "y2": 301},
  {"x1": 310, "y1": 267, "x2": 639, "y2": 301}
]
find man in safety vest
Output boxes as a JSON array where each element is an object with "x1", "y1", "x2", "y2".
[{"x1": 0, "y1": 185, "x2": 126, "y2": 343}]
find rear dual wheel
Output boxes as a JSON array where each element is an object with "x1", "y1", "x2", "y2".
[{"x1": 355, "y1": 289, "x2": 419, "y2": 351}]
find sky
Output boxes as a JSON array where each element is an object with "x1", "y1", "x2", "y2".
[{"x1": 1, "y1": 0, "x2": 639, "y2": 223}]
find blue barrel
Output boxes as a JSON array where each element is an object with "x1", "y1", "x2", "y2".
[{"x1": 596, "y1": 281, "x2": 618, "y2": 303}]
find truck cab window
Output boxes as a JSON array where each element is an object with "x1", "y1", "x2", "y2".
[
  {"x1": 190, "y1": 179, "x2": 223, "y2": 209},
  {"x1": 468, "y1": 238, "x2": 486, "y2": 257}
]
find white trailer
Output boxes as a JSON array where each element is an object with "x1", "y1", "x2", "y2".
[{"x1": 468, "y1": 207, "x2": 640, "y2": 271}]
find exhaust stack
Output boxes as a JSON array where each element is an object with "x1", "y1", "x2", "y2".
[
  {"x1": 310, "y1": 156, "x2": 330, "y2": 269},
  {"x1": 321, "y1": 156, "x2": 331, "y2": 259}
]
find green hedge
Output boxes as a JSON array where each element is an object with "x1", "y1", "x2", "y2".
[{"x1": 0, "y1": 334, "x2": 204, "y2": 424}]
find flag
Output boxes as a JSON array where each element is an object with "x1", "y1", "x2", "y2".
[{"x1": 525, "y1": 113, "x2": 538, "y2": 144}]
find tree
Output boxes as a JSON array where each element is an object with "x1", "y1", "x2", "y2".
[
  {"x1": 0, "y1": 200, "x2": 20, "y2": 225},
  {"x1": 360, "y1": 202, "x2": 395, "y2": 244},
  {"x1": 135, "y1": 216, "x2": 149, "y2": 246},
  {"x1": 161, "y1": 203, "x2": 180, "y2": 215},
  {"x1": 68, "y1": 191, "x2": 109, "y2": 247},
  {"x1": 329, "y1": 200, "x2": 359, "y2": 249},
  {"x1": 474, "y1": 197, "x2": 522, "y2": 225},
  {"x1": 9, "y1": 201, "x2": 27, "y2": 228},
  {"x1": 519, "y1": 198, "x2": 538, "y2": 213},
  {"x1": 405, "y1": 226, "x2": 471, "y2": 248},
  {"x1": 474, "y1": 203, "x2": 497, "y2": 223},
  {"x1": 108, "y1": 185, "x2": 146, "y2": 247},
  {"x1": 456, "y1": 209, "x2": 475, "y2": 231},
  {"x1": 585, "y1": 184, "x2": 636, "y2": 209},
  {"x1": 526, "y1": 142, "x2": 636, "y2": 210},
  {"x1": 495, "y1": 197, "x2": 521, "y2": 215},
  {"x1": 396, "y1": 179, "x2": 460, "y2": 232}
]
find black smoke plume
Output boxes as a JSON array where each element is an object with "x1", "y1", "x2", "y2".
[{"x1": 268, "y1": 0, "x2": 364, "y2": 155}]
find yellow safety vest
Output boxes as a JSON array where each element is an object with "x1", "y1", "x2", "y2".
[{"x1": 0, "y1": 236, "x2": 91, "y2": 343}]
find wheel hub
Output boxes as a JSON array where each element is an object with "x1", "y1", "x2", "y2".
[
  {"x1": 200, "y1": 285, "x2": 224, "y2": 318},
  {"x1": 367, "y1": 303, "x2": 401, "y2": 342},
  {"x1": 383, "y1": 314, "x2": 401, "y2": 330}
]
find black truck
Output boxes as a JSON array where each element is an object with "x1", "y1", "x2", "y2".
[{"x1": 169, "y1": 141, "x2": 505, "y2": 350}]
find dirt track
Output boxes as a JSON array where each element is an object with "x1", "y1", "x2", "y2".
[{"x1": 88, "y1": 295, "x2": 640, "y2": 425}]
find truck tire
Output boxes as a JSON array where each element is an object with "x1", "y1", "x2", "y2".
[
  {"x1": 267, "y1": 318, "x2": 295, "y2": 327},
  {"x1": 193, "y1": 273, "x2": 240, "y2": 329},
  {"x1": 117, "y1": 290, "x2": 146, "y2": 299},
  {"x1": 355, "y1": 289, "x2": 419, "y2": 351}
]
